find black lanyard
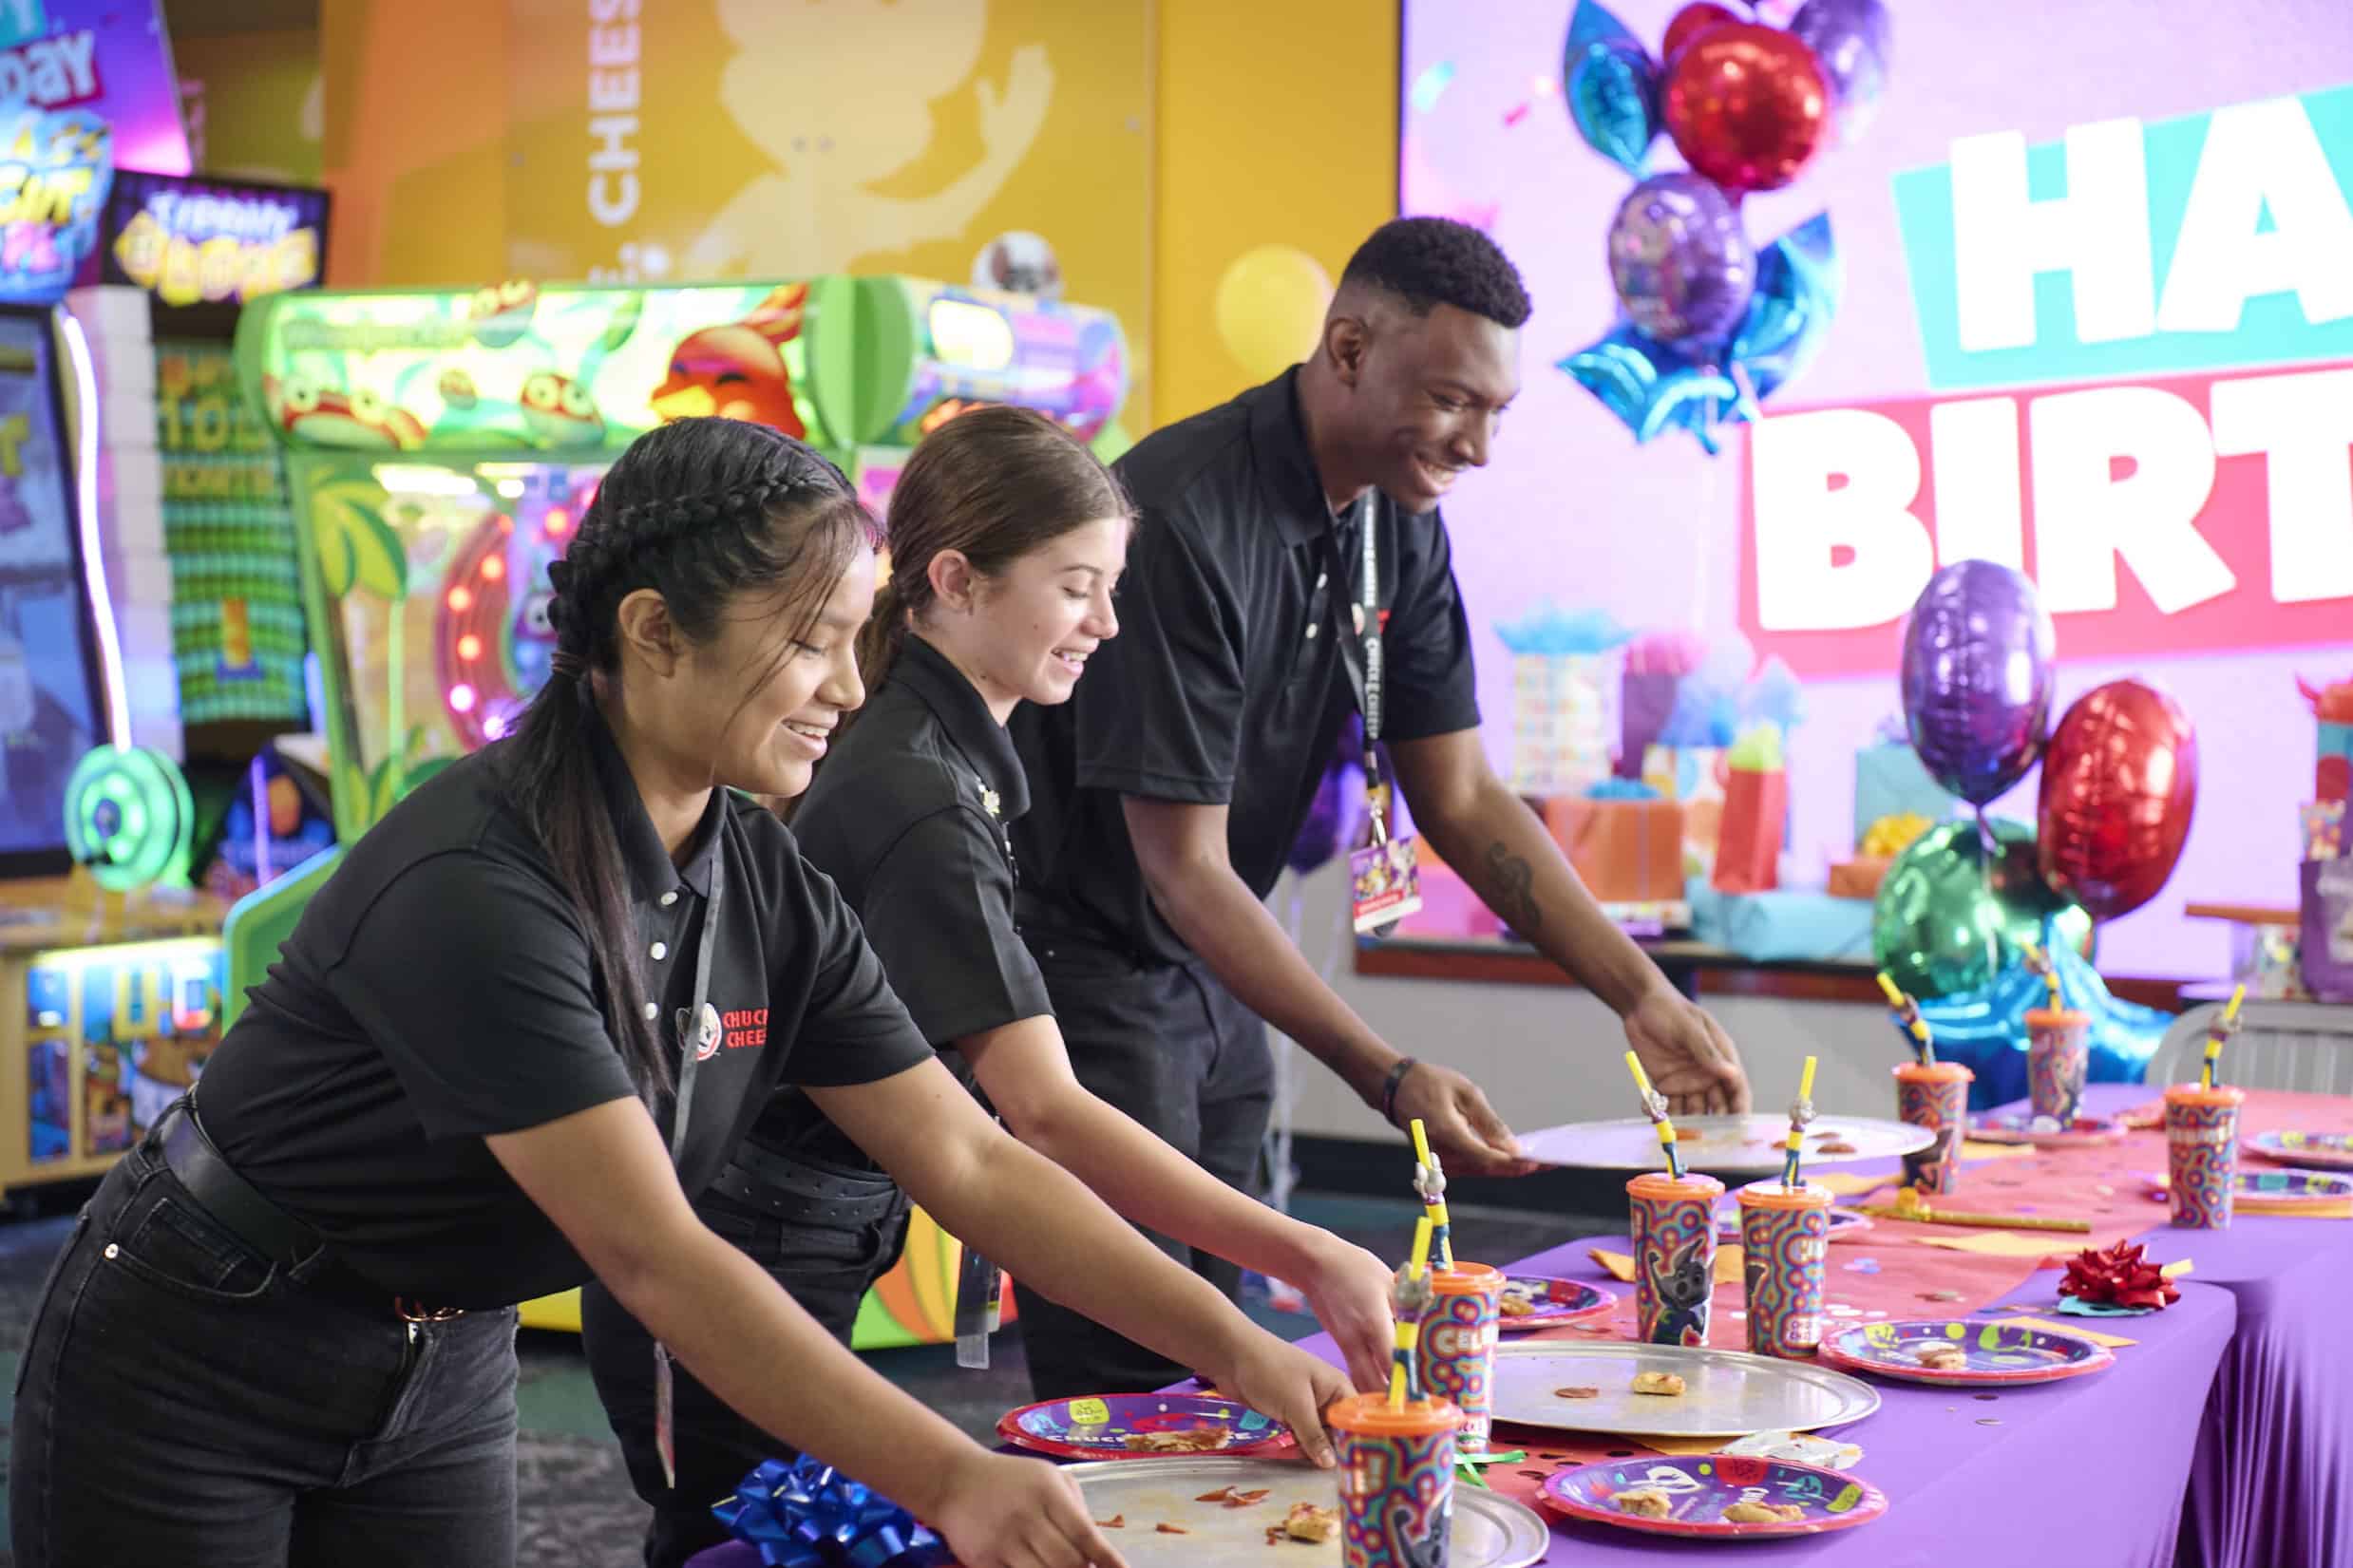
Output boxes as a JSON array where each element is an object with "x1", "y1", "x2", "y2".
[
  {"x1": 1326, "y1": 495, "x2": 1389, "y2": 803},
  {"x1": 665, "y1": 834, "x2": 725, "y2": 1168}
]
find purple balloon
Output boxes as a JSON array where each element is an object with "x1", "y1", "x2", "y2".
[
  {"x1": 1606, "y1": 172, "x2": 1755, "y2": 346},
  {"x1": 1790, "y1": 0, "x2": 1892, "y2": 145},
  {"x1": 1900, "y1": 560, "x2": 2057, "y2": 807}
]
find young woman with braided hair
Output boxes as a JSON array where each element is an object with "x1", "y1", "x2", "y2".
[
  {"x1": 586, "y1": 406, "x2": 1398, "y2": 1567},
  {"x1": 10, "y1": 416, "x2": 1346, "y2": 1568}
]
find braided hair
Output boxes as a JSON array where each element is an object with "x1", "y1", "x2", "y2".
[{"x1": 509, "y1": 416, "x2": 870, "y2": 1100}]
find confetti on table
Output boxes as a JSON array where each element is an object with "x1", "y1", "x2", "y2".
[{"x1": 1842, "y1": 1257, "x2": 1882, "y2": 1274}]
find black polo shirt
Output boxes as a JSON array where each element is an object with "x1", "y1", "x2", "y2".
[
  {"x1": 776, "y1": 635, "x2": 1053, "y2": 1167},
  {"x1": 197, "y1": 706, "x2": 934, "y2": 1308},
  {"x1": 1010, "y1": 367, "x2": 1483, "y2": 966}
]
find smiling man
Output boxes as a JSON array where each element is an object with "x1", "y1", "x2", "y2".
[{"x1": 1008, "y1": 217, "x2": 1751, "y2": 1398}]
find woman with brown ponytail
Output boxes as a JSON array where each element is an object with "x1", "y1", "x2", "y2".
[
  {"x1": 583, "y1": 406, "x2": 1396, "y2": 1567},
  {"x1": 11, "y1": 416, "x2": 1346, "y2": 1568}
]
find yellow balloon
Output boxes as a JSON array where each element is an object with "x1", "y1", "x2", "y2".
[{"x1": 1214, "y1": 245, "x2": 1334, "y2": 381}]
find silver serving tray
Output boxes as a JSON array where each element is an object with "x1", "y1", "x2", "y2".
[
  {"x1": 1515, "y1": 1113, "x2": 1933, "y2": 1174},
  {"x1": 1058, "y1": 1456, "x2": 1547, "y2": 1567},
  {"x1": 1490, "y1": 1340, "x2": 1881, "y2": 1439}
]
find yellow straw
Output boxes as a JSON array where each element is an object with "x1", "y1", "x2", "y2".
[
  {"x1": 1389, "y1": 1217, "x2": 1435, "y2": 1409},
  {"x1": 1409, "y1": 1118, "x2": 1453, "y2": 1271},
  {"x1": 1625, "y1": 1050, "x2": 1684, "y2": 1179},
  {"x1": 2202, "y1": 984, "x2": 2247, "y2": 1090},
  {"x1": 1780, "y1": 1055, "x2": 1818, "y2": 1187},
  {"x1": 1877, "y1": 971, "x2": 1937, "y2": 1066}
]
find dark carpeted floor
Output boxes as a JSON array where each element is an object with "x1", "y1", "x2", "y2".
[{"x1": 0, "y1": 1190, "x2": 1596, "y2": 1567}]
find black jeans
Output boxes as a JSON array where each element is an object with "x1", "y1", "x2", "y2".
[
  {"x1": 580, "y1": 1174, "x2": 911, "y2": 1568},
  {"x1": 9, "y1": 1138, "x2": 522, "y2": 1567},
  {"x1": 1015, "y1": 937, "x2": 1274, "y2": 1400}
]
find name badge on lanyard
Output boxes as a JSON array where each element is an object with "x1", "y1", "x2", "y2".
[{"x1": 1335, "y1": 497, "x2": 1422, "y2": 935}]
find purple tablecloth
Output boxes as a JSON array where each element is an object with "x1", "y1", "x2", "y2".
[
  {"x1": 690, "y1": 1080, "x2": 2353, "y2": 1568},
  {"x1": 2066, "y1": 1083, "x2": 2353, "y2": 1568}
]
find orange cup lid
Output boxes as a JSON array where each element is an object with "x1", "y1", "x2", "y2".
[
  {"x1": 2164, "y1": 1082, "x2": 2246, "y2": 1108},
  {"x1": 1738, "y1": 1179, "x2": 1832, "y2": 1210},
  {"x1": 1429, "y1": 1260, "x2": 1503, "y2": 1294},
  {"x1": 1326, "y1": 1392, "x2": 1463, "y2": 1437},
  {"x1": 2025, "y1": 1009, "x2": 2089, "y2": 1028},
  {"x1": 1627, "y1": 1170, "x2": 1725, "y2": 1200},
  {"x1": 1894, "y1": 1060, "x2": 1974, "y2": 1084}
]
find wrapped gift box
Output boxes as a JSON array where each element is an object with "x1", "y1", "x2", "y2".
[
  {"x1": 1828, "y1": 857, "x2": 1891, "y2": 900},
  {"x1": 1853, "y1": 742, "x2": 1957, "y2": 850},
  {"x1": 1544, "y1": 796, "x2": 1686, "y2": 904}
]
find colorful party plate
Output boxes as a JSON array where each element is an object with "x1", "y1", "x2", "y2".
[
  {"x1": 1816, "y1": 1318, "x2": 2113, "y2": 1387},
  {"x1": 1969, "y1": 1111, "x2": 2126, "y2": 1148},
  {"x1": 1495, "y1": 1275, "x2": 1616, "y2": 1332},
  {"x1": 1715, "y1": 1204, "x2": 1873, "y2": 1244},
  {"x1": 2245, "y1": 1130, "x2": 2353, "y2": 1172},
  {"x1": 1540, "y1": 1453, "x2": 1888, "y2": 1540},
  {"x1": 996, "y1": 1392, "x2": 1287, "y2": 1461},
  {"x1": 2138, "y1": 1166, "x2": 2353, "y2": 1215}
]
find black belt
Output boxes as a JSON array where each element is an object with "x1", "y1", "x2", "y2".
[
  {"x1": 703, "y1": 1140, "x2": 904, "y2": 1227},
  {"x1": 154, "y1": 1097, "x2": 465, "y2": 1323}
]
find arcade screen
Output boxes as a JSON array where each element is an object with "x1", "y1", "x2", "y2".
[{"x1": 0, "y1": 309, "x2": 104, "y2": 871}]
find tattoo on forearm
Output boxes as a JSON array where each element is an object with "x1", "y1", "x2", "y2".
[{"x1": 1484, "y1": 841, "x2": 1543, "y2": 936}]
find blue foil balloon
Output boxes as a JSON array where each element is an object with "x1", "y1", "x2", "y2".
[
  {"x1": 1559, "y1": 321, "x2": 1739, "y2": 451},
  {"x1": 1727, "y1": 213, "x2": 1841, "y2": 406},
  {"x1": 1917, "y1": 942, "x2": 2171, "y2": 1111},
  {"x1": 1564, "y1": 0, "x2": 1662, "y2": 173}
]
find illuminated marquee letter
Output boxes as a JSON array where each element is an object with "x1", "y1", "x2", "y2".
[
  {"x1": 1752, "y1": 409, "x2": 1934, "y2": 632},
  {"x1": 2156, "y1": 98, "x2": 2353, "y2": 334},
  {"x1": 2027, "y1": 387, "x2": 2230, "y2": 614},
  {"x1": 1949, "y1": 119, "x2": 2154, "y2": 351},
  {"x1": 2211, "y1": 368, "x2": 2353, "y2": 606}
]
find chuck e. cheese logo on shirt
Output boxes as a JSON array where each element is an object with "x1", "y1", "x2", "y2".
[{"x1": 719, "y1": 1009, "x2": 768, "y2": 1052}]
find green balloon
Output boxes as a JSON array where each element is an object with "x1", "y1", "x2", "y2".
[{"x1": 1871, "y1": 817, "x2": 2095, "y2": 999}]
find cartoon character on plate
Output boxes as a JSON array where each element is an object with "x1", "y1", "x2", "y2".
[
  {"x1": 261, "y1": 375, "x2": 428, "y2": 449},
  {"x1": 520, "y1": 371, "x2": 607, "y2": 449},
  {"x1": 650, "y1": 284, "x2": 810, "y2": 436}
]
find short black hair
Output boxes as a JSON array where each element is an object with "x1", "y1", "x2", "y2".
[{"x1": 1340, "y1": 217, "x2": 1532, "y2": 330}]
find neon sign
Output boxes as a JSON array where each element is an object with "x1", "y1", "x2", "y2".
[
  {"x1": 0, "y1": 102, "x2": 106, "y2": 301},
  {"x1": 104, "y1": 171, "x2": 328, "y2": 308}
]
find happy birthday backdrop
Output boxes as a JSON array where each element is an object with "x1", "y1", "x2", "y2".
[{"x1": 1401, "y1": 0, "x2": 2353, "y2": 979}]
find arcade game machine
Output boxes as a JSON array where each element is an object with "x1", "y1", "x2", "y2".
[
  {"x1": 98, "y1": 171, "x2": 339, "y2": 906},
  {"x1": 0, "y1": 298, "x2": 230, "y2": 1203},
  {"x1": 232, "y1": 274, "x2": 1130, "y2": 1340}
]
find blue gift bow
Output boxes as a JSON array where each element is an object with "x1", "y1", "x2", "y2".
[{"x1": 713, "y1": 1456, "x2": 953, "y2": 1568}]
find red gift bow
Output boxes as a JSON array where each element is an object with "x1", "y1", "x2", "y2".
[{"x1": 2058, "y1": 1240, "x2": 2179, "y2": 1311}]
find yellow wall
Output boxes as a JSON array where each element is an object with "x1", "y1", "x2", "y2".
[
  {"x1": 1150, "y1": 4, "x2": 1398, "y2": 426},
  {"x1": 197, "y1": 2, "x2": 1400, "y2": 434},
  {"x1": 174, "y1": 28, "x2": 326, "y2": 186}
]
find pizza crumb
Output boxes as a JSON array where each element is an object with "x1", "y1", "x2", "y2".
[
  {"x1": 1631, "y1": 1370, "x2": 1687, "y2": 1396},
  {"x1": 1096, "y1": 1514, "x2": 1124, "y2": 1528},
  {"x1": 1553, "y1": 1386, "x2": 1602, "y2": 1400},
  {"x1": 1156, "y1": 1521, "x2": 1188, "y2": 1534}
]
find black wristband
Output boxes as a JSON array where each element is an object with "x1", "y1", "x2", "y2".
[{"x1": 1379, "y1": 1056, "x2": 1420, "y2": 1128}]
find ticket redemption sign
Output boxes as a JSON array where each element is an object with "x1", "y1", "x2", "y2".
[
  {"x1": 103, "y1": 171, "x2": 328, "y2": 310},
  {"x1": 0, "y1": 102, "x2": 110, "y2": 302},
  {"x1": 14, "y1": 937, "x2": 222, "y2": 1178},
  {"x1": 1739, "y1": 83, "x2": 2353, "y2": 672}
]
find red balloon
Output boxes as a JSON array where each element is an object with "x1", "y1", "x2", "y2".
[
  {"x1": 1662, "y1": 24, "x2": 1831, "y2": 194},
  {"x1": 1662, "y1": 2, "x2": 1742, "y2": 62},
  {"x1": 2037, "y1": 680, "x2": 2199, "y2": 923}
]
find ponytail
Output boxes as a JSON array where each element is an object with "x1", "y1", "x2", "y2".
[
  {"x1": 506, "y1": 666, "x2": 668, "y2": 1102},
  {"x1": 840, "y1": 578, "x2": 909, "y2": 745}
]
